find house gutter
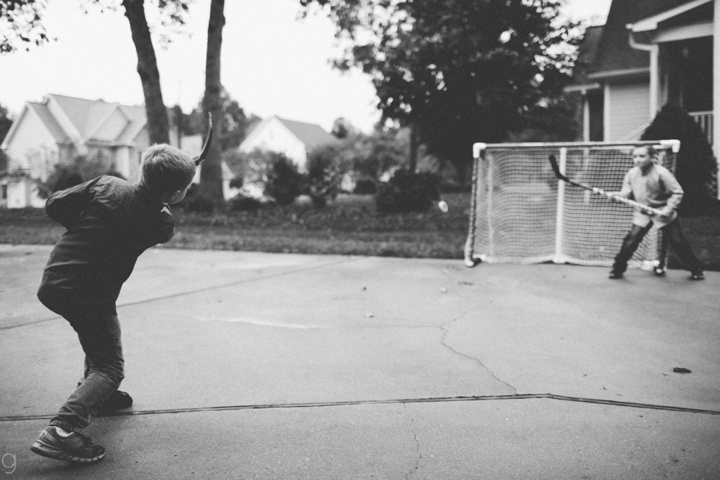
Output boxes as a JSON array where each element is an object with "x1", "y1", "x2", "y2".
[
  {"x1": 586, "y1": 67, "x2": 649, "y2": 81},
  {"x1": 564, "y1": 83, "x2": 601, "y2": 93}
]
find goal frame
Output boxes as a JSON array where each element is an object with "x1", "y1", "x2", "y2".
[{"x1": 464, "y1": 140, "x2": 680, "y2": 268}]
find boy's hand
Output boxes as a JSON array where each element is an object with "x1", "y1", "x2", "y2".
[{"x1": 658, "y1": 207, "x2": 674, "y2": 219}]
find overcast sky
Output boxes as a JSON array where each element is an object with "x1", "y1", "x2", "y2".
[{"x1": 0, "y1": 0, "x2": 613, "y2": 133}]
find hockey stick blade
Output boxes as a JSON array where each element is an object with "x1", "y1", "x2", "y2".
[
  {"x1": 548, "y1": 154, "x2": 569, "y2": 182},
  {"x1": 194, "y1": 114, "x2": 213, "y2": 166},
  {"x1": 548, "y1": 154, "x2": 593, "y2": 190}
]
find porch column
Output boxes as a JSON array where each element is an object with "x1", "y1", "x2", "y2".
[
  {"x1": 649, "y1": 44, "x2": 660, "y2": 118},
  {"x1": 714, "y1": 0, "x2": 720, "y2": 197},
  {"x1": 582, "y1": 90, "x2": 590, "y2": 142}
]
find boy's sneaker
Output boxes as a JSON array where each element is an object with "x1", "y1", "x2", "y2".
[
  {"x1": 608, "y1": 270, "x2": 623, "y2": 279},
  {"x1": 653, "y1": 266, "x2": 666, "y2": 277},
  {"x1": 98, "y1": 390, "x2": 133, "y2": 416},
  {"x1": 690, "y1": 271, "x2": 705, "y2": 281},
  {"x1": 31, "y1": 426, "x2": 106, "y2": 463}
]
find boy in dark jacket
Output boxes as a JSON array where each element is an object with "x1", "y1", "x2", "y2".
[{"x1": 31, "y1": 144, "x2": 197, "y2": 463}]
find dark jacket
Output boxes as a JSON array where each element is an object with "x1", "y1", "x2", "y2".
[{"x1": 38, "y1": 176, "x2": 175, "y2": 315}]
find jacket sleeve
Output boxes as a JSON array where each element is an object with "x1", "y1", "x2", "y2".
[
  {"x1": 614, "y1": 171, "x2": 634, "y2": 199},
  {"x1": 45, "y1": 179, "x2": 98, "y2": 230},
  {"x1": 660, "y1": 169, "x2": 684, "y2": 213}
]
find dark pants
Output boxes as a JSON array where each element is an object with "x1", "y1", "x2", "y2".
[
  {"x1": 47, "y1": 310, "x2": 125, "y2": 433},
  {"x1": 612, "y1": 219, "x2": 702, "y2": 274}
]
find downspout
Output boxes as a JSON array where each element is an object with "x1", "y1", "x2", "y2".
[{"x1": 627, "y1": 30, "x2": 660, "y2": 119}]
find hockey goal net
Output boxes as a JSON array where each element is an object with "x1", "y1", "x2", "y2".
[{"x1": 464, "y1": 141, "x2": 680, "y2": 268}]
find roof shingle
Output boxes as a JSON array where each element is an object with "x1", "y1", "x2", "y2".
[{"x1": 590, "y1": 0, "x2": 695, "y2": 75}]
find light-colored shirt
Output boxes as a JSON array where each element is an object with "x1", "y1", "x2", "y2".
[{"x1": 616, "y1": 164, "x2": 683, "y2": 227}]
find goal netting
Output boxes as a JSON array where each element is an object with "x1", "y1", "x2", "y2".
[{"x1": 464, "y1": 141, "x2": 680, "y2": 268}]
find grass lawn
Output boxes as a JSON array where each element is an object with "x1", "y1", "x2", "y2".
[{"x1": 1, "y1": 193, "x2": 719, "y2": 270}]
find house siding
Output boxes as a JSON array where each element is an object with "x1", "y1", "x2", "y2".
[
  {"x1": 606, "y1": 81, "x2": 651, "y2": 141},
  {"x1": 94, "y1": 108, "x2": 129, "y2": 141},
  {"x1": 129, "y1": 128, "x2": 149, "y2": 182},
  {"x1": 240, "y1": 117, "x2": 308, "y2": 171},
  {"x1": 5, "y1": 111, "x2": 59, "y2": 181}
]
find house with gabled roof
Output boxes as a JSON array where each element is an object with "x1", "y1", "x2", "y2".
[
  {"x1": 0, "y1": 93, "x2": 149, "y2": 208},
  {"x1": 569, "y1": 0, "x2": 718, "y2": 167},
  {"x1": 238, "y1": 115, "x2": 338, "y2": 172}
]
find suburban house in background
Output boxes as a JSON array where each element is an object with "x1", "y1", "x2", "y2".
[
  {"x1": 0, "y1": 94, "x2": 149, "y2": 208},
  {"x1": 239, "y1": 115, "x2": 337, "y2": 173},
  {"x1": 1, "y1": 99, "x2": 339, "y2": 207},
  {"x1": 569, "y1": 0, "x2": 719, "y2": 191}
]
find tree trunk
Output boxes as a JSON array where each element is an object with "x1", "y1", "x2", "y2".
[
  {"x1": 122, "y1": 0, "x2": 170, "y2": 145},
  {"x1": 198, "y1": 0, "x2": 226, "y2": 201}
]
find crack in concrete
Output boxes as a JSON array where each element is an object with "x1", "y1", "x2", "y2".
[
  {"x1": 440, "y1": 312, "x2": 518, "y2": 395},
  {"x1": 403, "y1": 404, "x2": 422, "y2": 480},
  {"x1": 4, "y1": 393, "x2": 719, "y2": 422}
]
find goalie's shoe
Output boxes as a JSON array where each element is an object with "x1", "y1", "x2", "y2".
[
  {"x1": 690, "y1": 271, "x2": 705, "y2": 281},
  {"x1": 608, "y1": 270, "x2": 623, "y2": 279},
  {"x1": 31, "y1": 426, "x2": 106, "y2": 463},
  {"x1": 653, "y1": 266, "x2": 667, "y2": 277}
]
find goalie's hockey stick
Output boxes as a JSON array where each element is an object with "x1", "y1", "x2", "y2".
[{"x1": 548, "y1": 154, "x2": 663, "y2": 216}]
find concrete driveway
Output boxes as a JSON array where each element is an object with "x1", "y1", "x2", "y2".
[{"x1": 1, "y1": 244, "x2": 718, "y2": 479}]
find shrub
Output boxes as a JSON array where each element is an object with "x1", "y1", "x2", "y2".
[
  {"x1": 306, "y1": 144, "x2": 344, "y2": 208},
  {"x1": 375, "y1": 170, "x2": 441, "y2": 213},
  {"x1": 35, "y1": 155, "x2": 128, "y2": 199},
  {"x1": 265, "y1": 154, "x2": 303, "y2": 206},
  {"x1": 177, "y1": 184, "x2": 224, "y2": 213},
  {"x1": 228, "y1": 193, "x2": 263, "y2": 212},
  {"x1": 642, "y1": 105, "x2": 718, "y2": 216},
  {"x1": 229, "y1": 174, "x2": 244, "y2": 189},
  {"x1": 36, "y1": 164, "x2": 84, "y2": 198},
  {"x1": 353, "y1": 178, "x2": 378, "y2": 194},
  {"x1": 182, "y1": 193, "x2": 218, "y2": 213}
]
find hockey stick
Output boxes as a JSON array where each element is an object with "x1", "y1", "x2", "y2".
[
  {"x1": 194, "y1": 115, "x2": 213, "y2": 166},
  {"x1": 548, "y1": 154, "x2": 663, "y2": 216}
]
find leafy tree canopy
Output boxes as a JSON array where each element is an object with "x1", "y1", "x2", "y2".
[
  {"x1": 0, "y1": 0, "x2": 192, "y2": 54},
  {"x1": 303, "y1": 0, "x2": 580, "y2": 179},
  {"x1": 0, "y1": 103, "x2": 12, "y2": 141},
  {"x1": 182, "y1": 88, "x2": 250, "y2": 151},
  {"x1": 0, "y1": 103, "x2": 11, "y2": 171},
  {"x1": 0, "y1": 0, "x2": 49, "y2": 53}
]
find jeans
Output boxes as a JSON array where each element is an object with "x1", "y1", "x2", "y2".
[
  {"x1": 48, "y1": 311, "x2": 125, "y2": 433},
  {"x1": 612, "y1": 219, "x2": 702, "y2": 274}
]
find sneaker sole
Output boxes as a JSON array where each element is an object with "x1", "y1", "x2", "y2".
[{"x1": 31, "y1": 440, "x2": 105, "y2": 463}]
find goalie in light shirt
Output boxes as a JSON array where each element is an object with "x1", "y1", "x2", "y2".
[{"x1": 606, "y1": 145, "x2": 704, "y2": 281}]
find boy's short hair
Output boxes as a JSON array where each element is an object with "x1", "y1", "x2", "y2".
[
  {"x1": 634, "y1": 145, "x2": 657, "y2": 157},
  {"x1": 140, "y1": 144, "x2": 196, "y2": 194}
]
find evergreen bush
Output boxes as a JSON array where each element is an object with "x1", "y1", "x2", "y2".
[
  {"x1": 306, "y1": 145, "x2": 344, "y2": 208},
  {"x1": 228, "y1": 193, "x2": 263, "y2": 212},
  {"x1": 642, "y1": 105, "x2": 718, "y2": 215},
  {"x1": 375, "y1": 170, "x2": 440, "y2": 213},
  {"x1": 353, "y1": 178, "x2": 378, "y2": 194},
  {"x1": 265, "y1": 154, "x2": 303, "y2": 206}
]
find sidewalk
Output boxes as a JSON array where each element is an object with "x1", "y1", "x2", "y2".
[{"x1": 1, "y1": 245, "x2": 718, "y2": 479}]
